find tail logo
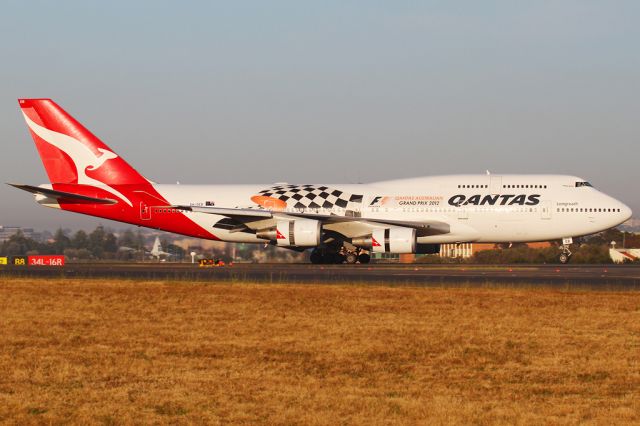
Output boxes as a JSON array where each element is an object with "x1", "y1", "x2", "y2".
[{"x1": 22, "y1": 112, "x2": 133, "y2": 206}]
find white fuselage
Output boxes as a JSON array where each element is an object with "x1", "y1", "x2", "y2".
[{"x1": 151, "y1": 174, "x2": 631, "y2": 244}]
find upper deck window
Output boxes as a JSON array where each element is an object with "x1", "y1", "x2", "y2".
[{"x1": 575, "y1": 181, "x2": 592, "y2": 187}]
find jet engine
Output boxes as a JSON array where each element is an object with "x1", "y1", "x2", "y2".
[
  {"x1": 352, "y1": 227, "x2": 416, "y2": 253},
  {"x1": 256, "y1": 219, "x2": 321, "y2": 247}
]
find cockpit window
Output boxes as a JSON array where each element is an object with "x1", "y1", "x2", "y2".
[{"x1": 575, "y1": 181, "x2": 592, "y2": 187}]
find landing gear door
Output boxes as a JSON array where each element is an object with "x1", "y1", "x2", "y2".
[
  {"x1": 541, "y1": 201, "x2": 551, "y2": 220},
  {"x1": 490, "y1": 175, "x2": 502, "y2": 195}
]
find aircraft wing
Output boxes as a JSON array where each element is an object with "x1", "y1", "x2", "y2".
[
  {"x1": 286, "y1": 211, "x2": 450, "y2": 234},
  {"x1": 174, "y1": 205, "x2": 273, "y2": 218},
  {"x1": 172, "y1": 205, "x2": 450, "y2": 237}
]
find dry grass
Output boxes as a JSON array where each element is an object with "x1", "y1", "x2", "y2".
[{"x1": 0, "y1": 278, "x2": 639, "y2": 425}]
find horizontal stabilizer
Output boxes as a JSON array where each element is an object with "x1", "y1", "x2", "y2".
[{"x1": 8, "y1": 183, "x2": 118, "y2": 204}]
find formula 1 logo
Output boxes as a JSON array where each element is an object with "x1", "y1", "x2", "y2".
[
  {"x1": 369, "y1": 196, "x2": 393, "y2": 207},
  {"x1": 369, "y1": 196, "x2": 383, "y2": 206},
  {"x1": 22, "y1": 112, "x2": 132, "y2": 206}
]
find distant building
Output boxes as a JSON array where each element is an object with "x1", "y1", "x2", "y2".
[
  {"x1": 0, "y1": 226, "x2": 36, "y2": 242},
  {"x1": 439, "y1": 243, "x2": 475, "y2": 259},
  {"x1": 439, "y1": 242, "x2": 552, "y2": 259}
]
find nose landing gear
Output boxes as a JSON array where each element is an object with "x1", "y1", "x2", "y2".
[
  {"x1": 559, "y1": 237, "x2": 573, "y2": 264},
  {"x1": 559, "y1": 251, "x2": 571, "y2": 264}
]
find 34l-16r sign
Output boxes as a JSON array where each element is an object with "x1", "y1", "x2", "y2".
[{"x1": 28, "y1": 255, "x2": 65, "y2": 266}]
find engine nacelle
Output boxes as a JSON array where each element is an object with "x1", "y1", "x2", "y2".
[
  {"x1": 256, "y1": 219, "x2": 321, "y2": 247},
  {"x1": 352, "y1": 227, "x2": 416, "y2": 253}
]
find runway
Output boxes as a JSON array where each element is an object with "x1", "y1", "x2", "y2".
[{"x1": 2, "y1": 263, "x2": 640, "y2": 288}]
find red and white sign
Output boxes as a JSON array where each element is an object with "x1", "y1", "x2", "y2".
[{"x1": 28, "y1": 255, "x2": 65, "y2": 266}]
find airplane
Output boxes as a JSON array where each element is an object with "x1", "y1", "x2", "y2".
[
  {"x1": 10, "y1": 99, "x2": 632, "y2": 264},
  {"x1": 150, "y1": 236, "x2": 171, "y2": 260}
]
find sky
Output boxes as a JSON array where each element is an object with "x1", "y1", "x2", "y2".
[{"x1": 0, "y1": 1, "x2": 638, "y2": 230}]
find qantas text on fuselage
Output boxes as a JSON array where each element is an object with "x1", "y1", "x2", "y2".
[{"x1": 10, "y1": 99, "x2": 632, "y2": 264}]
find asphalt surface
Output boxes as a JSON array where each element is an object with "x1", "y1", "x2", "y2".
[{"x1": 2, "y1": 263, "x2": 640, "y2": 288}]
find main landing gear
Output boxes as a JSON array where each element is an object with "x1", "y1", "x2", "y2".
[
  {"x1": 310, "y1": 247, "x2": 370, "y2": 264},
  {"x1": 559, "y1": 237, "x2": 573, "y2": 264}
]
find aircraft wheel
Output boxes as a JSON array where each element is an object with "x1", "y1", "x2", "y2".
[
  {"x1": 559, "y1": 253, "x2": 570, "y2": 264},
  {"x1": 358, "y1": 253, "x2": 371, "y2": 264},
  {"x1": 344, "y1": 252, "x2": 358, "y2": 264},
  {"x1": 310, "y1": 250, "x2": 323, "y2": 264},
  {"x1": 332, "y1": 253, "x2": 346, "y2": 264}
]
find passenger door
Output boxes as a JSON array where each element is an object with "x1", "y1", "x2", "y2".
[
  {"x1": 490, "y1": 175, "x2": 502, "y2": 195},
  {"x1": 540, "y1": 201, "x2": 551, "y2": 220},
  {"x1": 140, "y1": 202, "x2": 152, "y2": 220}
]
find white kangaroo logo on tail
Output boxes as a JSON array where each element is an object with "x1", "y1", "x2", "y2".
[{"x1": 22, "y1": 112, "x2": 133, "y2": 206}]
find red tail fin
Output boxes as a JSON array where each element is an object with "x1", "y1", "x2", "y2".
[{"x1": 18, "y1": 99, "x2": 148, "y2": 186}]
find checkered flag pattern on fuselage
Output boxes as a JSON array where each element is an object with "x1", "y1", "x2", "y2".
[{"x1": 257, "y1": 184, "x2": 363, "y2": 211}]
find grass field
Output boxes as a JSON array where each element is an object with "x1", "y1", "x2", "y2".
[{"x1": 1, "y1": 278, "x2": 639, "y2": 424}]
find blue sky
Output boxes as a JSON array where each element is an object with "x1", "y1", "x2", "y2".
[{"x1": 1, "y1": 1, "x2": 638, "y2": 229}]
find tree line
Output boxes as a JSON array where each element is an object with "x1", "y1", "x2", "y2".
[
  {"x1": 0, "y1": 226, "x2": 186, "y2": 261},
  {"x1": 1, "y1": 225, "x2": 638, "y2": 263}
]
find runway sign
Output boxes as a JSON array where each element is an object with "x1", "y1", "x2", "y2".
[
  {"x1": 11, "y1": 256, "x2": 27, "y2": 266},
  {"x1": 0, "y1": 257, "x2": 7, "y2": 265},
  {"x1": 28, "y1": 255, "x2": 65, "y2": 266}
]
